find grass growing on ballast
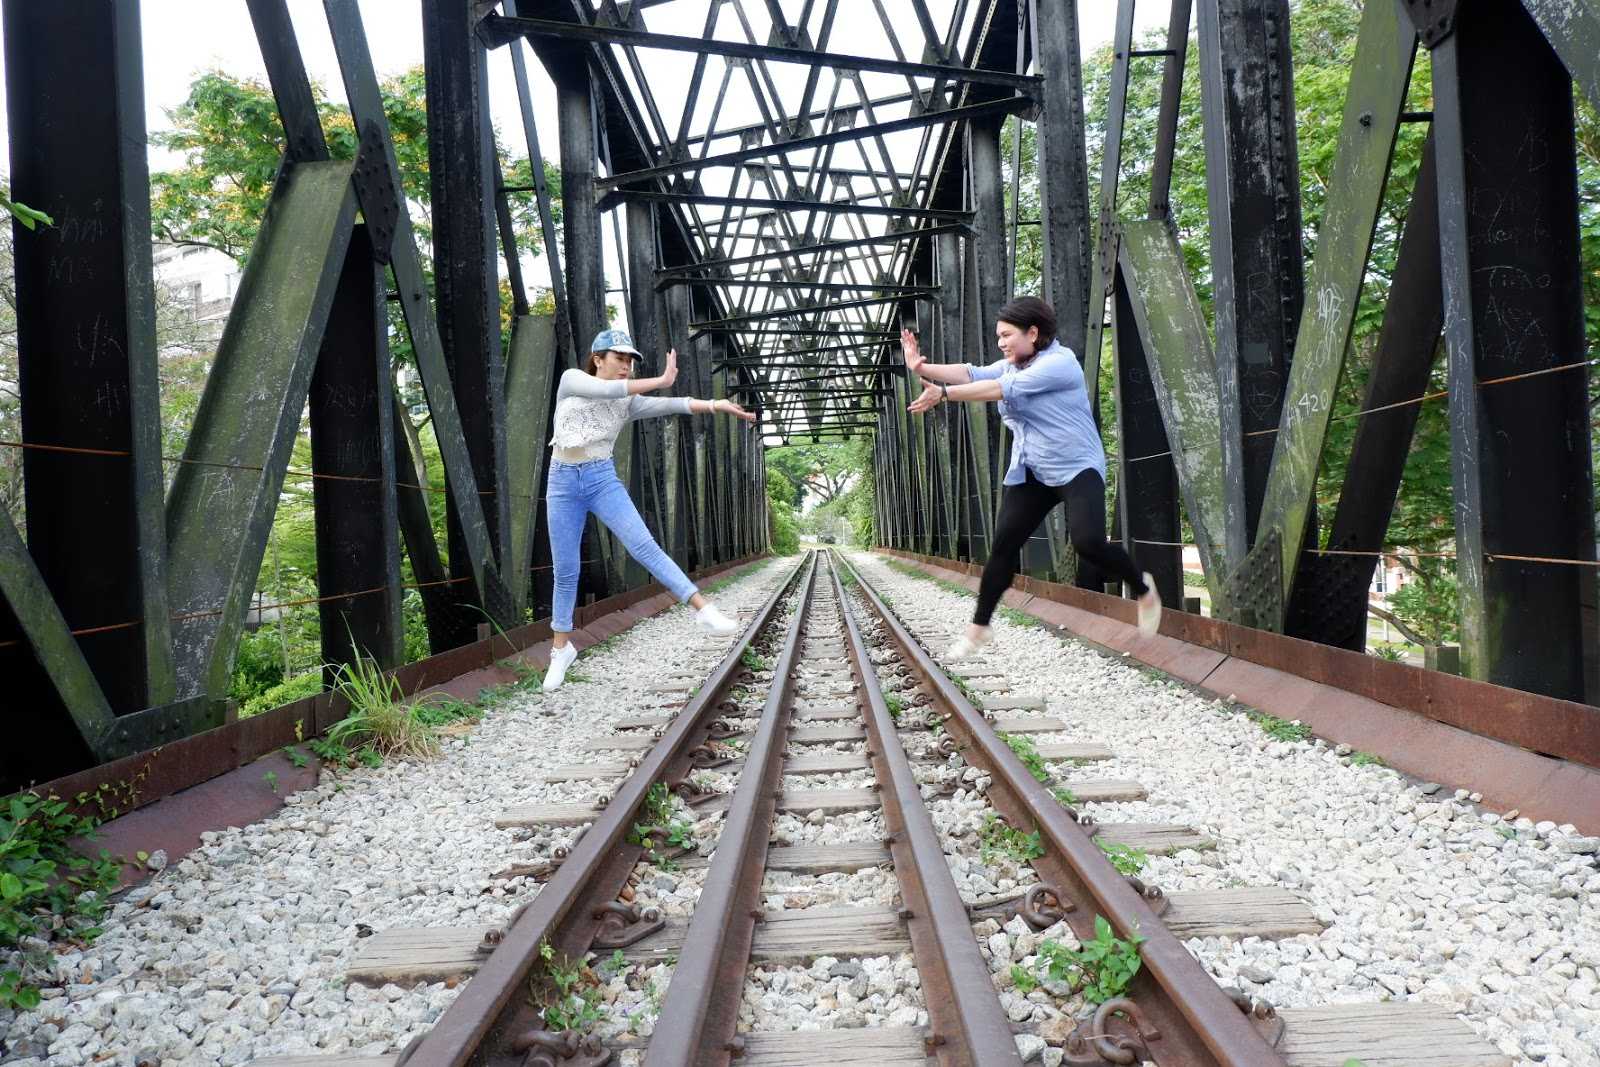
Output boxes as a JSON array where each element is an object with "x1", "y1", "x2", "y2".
[
  {"x1": 885, "y1": 559, "x2": 973, "y2": 598},
  {"x1": 322, "y1": 649, "x2": 439, "y2": 763}
]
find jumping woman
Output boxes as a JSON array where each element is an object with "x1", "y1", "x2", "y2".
[
  {"x1": 543, "y1": 328, "x2": 756, "y2": 691},
  {"x1": 903, "y1": 296, "x2": 1161, "y2": 660}
]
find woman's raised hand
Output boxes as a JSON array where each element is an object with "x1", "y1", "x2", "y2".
[
  {"x1": 901, "y1": 328, "x2": 926, "y2": 375},
  {"x1": 907, "y1": 379, "x2": 942, "y2": 414},
  {"x1": 656, "y1": 348, "x2": 679, "y2": 390}
]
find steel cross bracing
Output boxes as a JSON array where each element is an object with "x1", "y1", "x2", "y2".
[
  {"x1": 863, "y1": 0, "x2": 1600, "y2": 716},
  {"x1": 487, "y1": 0, "x2": 1039, "y2": 440}
]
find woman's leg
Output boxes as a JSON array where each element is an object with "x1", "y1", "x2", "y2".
[
  {"x1": 1060, "y1": 469, "x2": 1149, "y2": 595},
  {"x1": 973, "y1": 475, "x2": 1060, "y2": 626},
  {"x1": 587, "y1": 466, "x2": 699, "y2": 603},
  {"x1": 545, "y1": 464, "x2": 588, "y2": 646}
]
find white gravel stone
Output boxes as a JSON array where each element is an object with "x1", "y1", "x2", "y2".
[
  {"x1": 0, "y1": 564, "x2": 791, "y2": 1065},
  {"x1": 847, "y1": 551, "x2": 1600, "y2": 1067}
]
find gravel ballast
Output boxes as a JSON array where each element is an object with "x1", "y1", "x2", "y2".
[{"x1": 849, "y1": 550, "x2": 1600, "y2": 1067}]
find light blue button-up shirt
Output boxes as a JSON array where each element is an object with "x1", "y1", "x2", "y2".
[{"x1": 966, "y1": 341, "x2": 1106, "y2": 488}]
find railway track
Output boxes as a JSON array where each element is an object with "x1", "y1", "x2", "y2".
[{"x1": 258, "y1": 549, "x2": 1509, "y2": 1067}]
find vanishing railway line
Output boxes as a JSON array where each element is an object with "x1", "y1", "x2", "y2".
[{"x1": 253, "y1": 550, "x2": 1510, "y2": 1067}]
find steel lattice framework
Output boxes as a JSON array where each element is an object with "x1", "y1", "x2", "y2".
[{"x1": 4, "y1": 0, "x2": 1599, "y2": 790}]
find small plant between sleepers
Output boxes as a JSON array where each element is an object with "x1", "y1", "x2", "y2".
[
  {"x1": 628, "y1": 783, "x2": 696, "y2": 870},
  {"x1": 1034, "y1": 915, "x2": 1145, "y2": 1005},
  {"x1": 978, "y1": 813, "x2": 1044, "y2": 865},
  {"x1": 1095, "y1": 839, "x2": 1148, "y2": 876},
  {"x1": 532, "y1": 940, "x2": 607, "y2": 1033}
]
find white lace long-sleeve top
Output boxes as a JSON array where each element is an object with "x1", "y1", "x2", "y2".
[{"x1": 550, "y1": 369, "x2": 693, "y2": 461}]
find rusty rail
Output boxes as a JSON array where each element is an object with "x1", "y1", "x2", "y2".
[
  {"x1": 395, "y1": 554, "x2": 810, "y2": 1067},
  {"x1": 828, "y1": 555, "x2": 1025, "y2": 1065},
  {"x1": 643, "y1": 551, "x2": 819, "y2": 1064},
  {"x1": 835, "y1": 551, "x2": 1287, "y2": 1067}
]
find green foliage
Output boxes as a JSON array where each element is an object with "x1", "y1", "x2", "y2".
[
  {"x1": 281, "y1": 746, "x2": 310, "y2": 770},
  {"x1": 322, "y1": 650, "x2": 439, "y2": 764},
  {"x1": 1385, "y1": 562, "x2": 1460, "y2": 645},
  {"x1": 1038, "y1": 916, "x2": 1144, "y2": 1005},
  {"x1": 240, "y1": 671, "x2": 323, "y2": 719},
  {"x1": 1094, "y1": 839, "x2": 1148, "y2": 876},
  {"x1": 534, "y1": 941, "x2": 606, "y2": 1033},
  {"x1": 978, "y1": 813, "x2": 1044, "y2": 865},
  {"x1": 0, "y1": 191, "x2": 52, "y2": 231},
  {"x1": 741, "y1": 647, "x2": 771, "y2": 671},
  {"x1": 997, "y1": 606, "x2": 1039, "y2": 628},
  {"x1": 1247, "y1": 711, "x2": 1312, "y2": 744},
  {"x1": 883, "y1": 690, "x2": 905, "y2": 723},
  {"x1": 1002, "y1": 733, "x2": 1051, "y2": 785},
  {"x1": 1, "y1": 792, "x2": 119, "y2": 1010},
  {"x1": 262, "y1": 770, "x2": 279, "y2": 794},
  {"x1": 1347, "y1": 751, "x2": 1385, "y2": 768},
  {"x1": 1369, "y1": 644, "x2": 1406, "y2": 662},
  {"x1": 628, "y1": 784, "x2": 695, "y2": 867},
  {"x1": 1050, "y1": 786, "x2": 1079, "y2": 807},
  {"x1": 1010, "y1": 963, "x2": 1039, "y2": 994},
  {"x1": 413, "y1": 697, "x2": 484, "y2": 729}
]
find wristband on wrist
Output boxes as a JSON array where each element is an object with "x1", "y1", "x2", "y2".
[{"x1": 939, "y1": 383, "x2": 949, "y2": 402}]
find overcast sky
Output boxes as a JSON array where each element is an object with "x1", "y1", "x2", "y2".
[{"x1": 0, "y1": 2, "x2": 1171, "y2": 298}]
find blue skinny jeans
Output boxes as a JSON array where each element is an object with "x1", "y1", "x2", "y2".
[{"x1": 546, "y1": 458, "x2": 697, "y2": 633}]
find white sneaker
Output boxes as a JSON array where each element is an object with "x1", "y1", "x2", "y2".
[
  {"x1": 694, "y1": 603, "x2": 740, "y2": 635},
  {"x1": 1136, "y1": 573, "x2": 1162, "y2": 637},
  {"x1": 542, "y1": 641, "x2": 579, "y2": 691},
  {"x1": 944, "y1": 626, "x2": 993, "y2": 661}
]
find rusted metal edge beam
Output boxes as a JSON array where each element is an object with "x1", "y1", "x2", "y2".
[
  {"x1": 830, "y1": 554, "x2": 1023, "y2": 1064},
  {"x1": 480, "y1": 14, "x2": 1043, "y2": 90},
  {"x1": 400, "y1": 555, "x2": 809, "y2": 1066},
  {"x1": 645, "y1": 553, "x2": 818, "y2": 1064},
  {"x1": 692, "y1": 294, "x2": 935, "y2": 331},
  {"x1": 837, "y1": 553, "x2": 1287, "y2": 1067}
]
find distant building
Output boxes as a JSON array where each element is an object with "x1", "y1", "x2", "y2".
[{"x1": 152, "y1": 242, "x2": 240, "y2": 347}]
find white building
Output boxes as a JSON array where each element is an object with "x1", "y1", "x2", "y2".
[{"x1": 152, "y1": 242, "x2": 240, "y2": 346}]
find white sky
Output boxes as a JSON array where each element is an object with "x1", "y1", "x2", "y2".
[{"x1": 0, "y1": 2, "x2": 1169, "y2": 300}]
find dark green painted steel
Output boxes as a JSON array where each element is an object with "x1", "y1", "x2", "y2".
[
  {"x1": 1434, "y1": 0, "x2": 1596, "y2": 699},
  {"x1": 1253, "y1": 0, "x2": 1418, "y2": 623},
  {"x1": 1116, "y1": 220, "x2": 1234, "y2": 608},
  {"x1": 0, "y1": 508, "x2": 117, "y2": 763},
  {"x1": 503, "y1": 316, "x2": 559, "y2": 616},
  {"x1": 164, "y1": 161, "x2": 358, "y2": 699},
  {"x1": 1195, "y1": 0, "x2": 1305, "y2": 560},
  {"x1": 326, "y1": 0, "x2": 513, "y2": 626},
  {"x1": 424, "y1": 0, "x2": 512, "y2": 644},
  {"x1": 310, "y1": 224, "x2": 404, "y2": 675},
  {"x1": 1518, "y1": 0, "x2": 1600, "y2": 113},
  {"x1": 3, "y1": 0, "x2": 177, "y2": 726}
]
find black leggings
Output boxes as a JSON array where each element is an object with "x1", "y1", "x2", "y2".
[{"x1": 974, "y1": 468, "x2": 1147, "y2": 625}]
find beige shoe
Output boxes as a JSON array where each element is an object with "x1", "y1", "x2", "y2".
[
  {"x1": 944, "y1": 626, "x2": 994, "y2": 661},
  {"x1": 1136, "y1": 573, "x2": 1162, "y2": 637}
]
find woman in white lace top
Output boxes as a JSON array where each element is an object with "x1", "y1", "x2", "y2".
[{"x1": 542, "y1": 328, "x2": 756, "y2": 691}]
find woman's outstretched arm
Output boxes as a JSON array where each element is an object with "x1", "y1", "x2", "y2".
[
  {"x1": 907, "y1": 377, "x2": 1002, "y2": 412},
  {"x1": 900, "y1": 328, "x2": 972, "y2": 385}
]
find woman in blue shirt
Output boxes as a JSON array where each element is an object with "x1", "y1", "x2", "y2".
[{"x1": 905, "y1": 296, "x2": 1161, "y2": 658}]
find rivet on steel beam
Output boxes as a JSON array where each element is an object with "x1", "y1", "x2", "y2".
[{"x1": 897, "y1": 907, "x2": 914, "y2": 921}]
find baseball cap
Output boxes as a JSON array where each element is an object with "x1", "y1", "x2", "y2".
[{"x1": 590, "y1": 328, "x2": 642, "y2": 358}]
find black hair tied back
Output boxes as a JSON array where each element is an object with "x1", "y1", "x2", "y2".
[{"x1": 995, "y1": 295, "x2": 1058, "y2": 352}]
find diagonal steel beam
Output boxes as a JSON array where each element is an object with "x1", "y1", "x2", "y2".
[
  {"x1": 478, "y1": 15, "x2": 1043, "y2": 89},
  {"x1": 600, "y1": 97, "x2": 1033, "y2": 191},
  {"x1": 659, "y1": 222, "x2": 970, "y2": 278},
  {"x1": 600, "y1": 189, "x2": 973, "y2": 222}
]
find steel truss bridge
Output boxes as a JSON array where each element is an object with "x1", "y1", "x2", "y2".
[{"x1": 1, "y1": 0, "x2": 1598, "y2": 792}]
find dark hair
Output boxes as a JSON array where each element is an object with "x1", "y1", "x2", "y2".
[{"x1": 995, "y1": 296, "x2": 1057, "y2": 351}]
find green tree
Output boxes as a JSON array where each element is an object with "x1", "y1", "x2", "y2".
[{"x1": 1046, "y1": 0, "x2": 1600, "y2": 645}]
